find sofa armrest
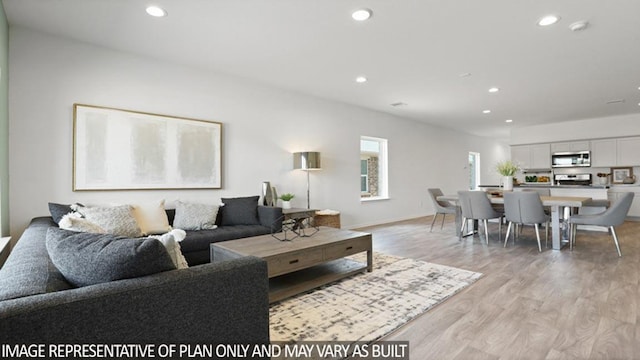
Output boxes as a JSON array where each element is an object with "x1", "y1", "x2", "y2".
[
  {"x1": 0, "y1": 256, "x2": 270, "y2": 345},
  {"x1": 258, "y1": 205, "x2": 283, "y2": 232}
]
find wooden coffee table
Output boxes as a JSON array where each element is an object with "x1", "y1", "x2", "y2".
[{"x1": 210, "y1": 227, "x2": 373, "y2": 303}]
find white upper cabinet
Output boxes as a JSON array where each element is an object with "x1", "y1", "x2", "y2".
[
  {"x1": 530, "y1": 144, "x2": 551, "y2": 168},
  {"x1": 616, "y1": 137, "x2": 640, "y2": 166},
  {"x1": 511, "y1": 144, "x2": 550, "y2": 169},
  {"x1": 550, "y1": 141, "x2": 590, "y2": 153},
  {"x1": 590, "y1": 139, "x2": 617, "y2": 167},
  {"x1": 511, "y1": 145, "x2": 531, "y2": 169}
]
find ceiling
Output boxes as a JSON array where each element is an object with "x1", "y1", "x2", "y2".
[{"x1": 3, "y1": 0, "x2": 640, "y2": 139}]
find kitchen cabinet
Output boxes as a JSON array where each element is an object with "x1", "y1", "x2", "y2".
[
  {"x1": 550, "y1": 141, "x2": 590, "y2": 153},
  {"x1": 511, "y1": 144, "x2": 551, "y2": 169},
  {"x1": 616, "y1": 137, "x2": 640, "y2": 166},
  {"x1": 511, "y1": 145, "x2": 531, "y2": 169},
  {"x1": 590, "y1": 139, "x2": 617, "y2": 167},
  {"x1": 530, "y1": 144, "x2": 551, "y2": 168}
]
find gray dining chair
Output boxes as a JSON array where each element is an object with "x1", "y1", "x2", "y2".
[
  {"x1": 457, "y1": 191, "x2": 503, "y2": 244},
  {"x1": 427, "y1": 188, "x2": 457, "y2": 231},
  {"x1": 503, "y1": 191, "x2": 549, "y2": 252},
  {"x1": 569, "y1": 192, "x2": 633, "y2": 257}
]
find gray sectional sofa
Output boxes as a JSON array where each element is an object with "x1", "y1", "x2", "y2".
[
  {"x1": 0, "y1": 203, "x2": 283, "y2": 346},
  {"x1": 177, "y1": 205, "x2": 283, "y2": 265}
]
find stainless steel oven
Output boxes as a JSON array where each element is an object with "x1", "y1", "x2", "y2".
[{"x1": 551, "y1": 151, "x2": 591, "y2": 168}]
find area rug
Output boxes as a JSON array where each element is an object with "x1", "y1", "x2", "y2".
[{"x1": 269, "y1": 252, "x2": 482, "y2": 343}]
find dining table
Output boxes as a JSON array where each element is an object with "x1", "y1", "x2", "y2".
[{"x1": 437, "y1": 193, "x2": 592, "y2": 250}]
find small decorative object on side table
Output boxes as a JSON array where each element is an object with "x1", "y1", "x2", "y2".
[{"x1": 272, "y1": 207, "x2": 319, "y2": 241}]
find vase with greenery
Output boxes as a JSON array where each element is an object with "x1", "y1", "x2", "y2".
[
  {"x1": 495, "y1": 160, "x2": 520, "y2": 190},
  {"x1": 279, "y1": 193, "x2": 295, "y2": 209}
]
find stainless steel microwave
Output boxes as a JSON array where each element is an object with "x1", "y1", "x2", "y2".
[{"x1": 551, "y1": 151, "x2": 591, "y2": 168}]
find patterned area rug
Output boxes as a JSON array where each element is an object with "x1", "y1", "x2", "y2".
[{"x1": 270, "y1": 252, "x2": 482, "y2": 343}]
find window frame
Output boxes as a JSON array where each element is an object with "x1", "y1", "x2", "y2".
[{"x1": 360, "y1": 136, "x2": 389, "y2": 202}]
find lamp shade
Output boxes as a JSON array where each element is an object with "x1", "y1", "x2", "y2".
[{"x1": 293, "y1": 152, "x2": 321, "y2": 170}]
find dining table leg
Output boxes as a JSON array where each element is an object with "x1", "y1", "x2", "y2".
[{"x1": 550, "y1": 205, "x2": 562, "y2": 250}]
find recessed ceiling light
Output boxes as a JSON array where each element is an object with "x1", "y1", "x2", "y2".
[
  {"x1": 352, "y1": 9, "x2": 372, "y2": 21},
  {"x1": 482, "y1": 110, "x2": 491, "y2": 114},
  {"x1": 355, "y1": 76, "x2": 368, "y2": 83},
  {"x1": 505, "y1": 119, "x2": 513, "y2": 123},
  {"x1": 537, "y1": 15, "x2": 560, "y2": 26},
  {"x1": 146, "y1": 6, "x2": 167, "y2": 17},
  {"x1": 488, "y1": 87, "x2": 500, "y2": 93}
]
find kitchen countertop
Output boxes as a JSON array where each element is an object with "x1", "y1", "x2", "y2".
[
  {"x1": 517, "y1": 184, "x2": 610, "y2": 189},
  {"x1": 480, "y1": 184, "x2": 639, "y2": 189}
]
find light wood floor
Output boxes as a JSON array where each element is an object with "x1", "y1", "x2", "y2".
[{"x1": 356, "y1": 216, "x2": 640, "y2": 360}]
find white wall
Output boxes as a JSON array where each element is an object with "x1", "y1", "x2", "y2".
[
  {"x1": 8, "y1": 27, "x2": 508, "y2": 239},
  {"x1": 510, "y1": 114, "x2": 640, "y2": 145}
]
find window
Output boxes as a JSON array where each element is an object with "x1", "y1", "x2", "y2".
[
  {"x1": 468, "y1": 152, "x2": 480, "y2": 190},
  {"x1": 361, "y1": 136, "x2": 388, "y2": 200}
]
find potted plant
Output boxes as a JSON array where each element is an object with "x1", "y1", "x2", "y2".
[
  {"x1": 495, "y1": 160, "x2": 520, "y2": 191},
  {"x1": 279, "y1": 193, "x2": 295, "y2": 209}
]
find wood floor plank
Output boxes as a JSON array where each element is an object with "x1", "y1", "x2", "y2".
[{"x1": 354, "y1": 215, "x2": 640, "y2": 359}]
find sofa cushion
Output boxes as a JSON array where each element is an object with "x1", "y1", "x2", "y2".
[
  {"x1": 46, "y1": 228, "x2": 176, "y2": 287},
  {"x1": 0, "y1": 218, "x2": 72, "y2": 301},
  {"x1": 76, "y1": 205, "x2": 143, "y2": 238},
  {"x1": 172, "y1": 201, "x2": 219, "y2": 230},
  {"x1": 133, "y1": 200, "x2": 172, "y2": 235},
  {"x1": 220, "y1": 196, "x2": 260, "y2": 226}
]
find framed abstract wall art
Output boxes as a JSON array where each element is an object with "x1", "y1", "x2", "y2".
[{"x1": 73, "y1": 104, "x2": 222, "y2": 190}]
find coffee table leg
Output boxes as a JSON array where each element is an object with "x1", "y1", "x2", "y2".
[{"x1": 367, "y1": 249, "x2": 373, "y2": 272}]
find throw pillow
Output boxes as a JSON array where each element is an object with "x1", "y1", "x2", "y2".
[
  {"x1": 149, "y1": 229, "x2": 189, "y2": 269},
  {"x1": 132, "y1": 200, "x2": 172, "y2": 235},
  {"x1": 58, "y1": 213, "x2": 106, "y2": 234},
  {"x1": 46, "y1": 228, "x2": 176, "y2": 287},
  {"x1": 48, "y1": 202, "x2": 84, "y2": 224},
  {"x1": 76, "y1": 205, "x2": 143, "y2": 238},
  {"x1": 220, "y1": 196, "x2": 260, "y2": 226},
  {"x1": 172, "y1": 201, "x2": 219, "y2": 230}
]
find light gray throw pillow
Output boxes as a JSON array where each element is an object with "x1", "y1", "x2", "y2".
[
  {"x1": 46, "y1": 228, "x2": 176, "y2": 287},
  {"x1": 172, "y1": 201, "x2": 219, "y2": 230},
  {"x1": 77, "y1": 204, "x2": 143, "y2": 238}
]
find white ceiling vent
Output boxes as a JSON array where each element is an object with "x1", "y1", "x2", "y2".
[
  {"x1": 390, "y1": 102, "x2": 408, "y2": 107},
  {"x1": 569, "y1": 21, "x2": 589, "y2": 32}
]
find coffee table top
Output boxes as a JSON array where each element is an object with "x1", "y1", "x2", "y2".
[{"x1": 211, "y1": 227, "x2": 371, "y2": 258}]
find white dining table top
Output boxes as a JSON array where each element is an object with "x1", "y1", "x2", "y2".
[{"x1": 438, "y1": 194, "x2": 592, "y2": 207}]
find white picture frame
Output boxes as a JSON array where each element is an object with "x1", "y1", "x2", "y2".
[
  {"x1": 73, "y1": 104, "x2": 222, "y2": 190},
  {"x1": 610, "y1": 166, "x2": 633, "y2": 185}
]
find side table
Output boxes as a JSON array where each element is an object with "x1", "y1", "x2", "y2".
[{"x1": 313, "y1": 212, "x2": 341, "y2": 228}]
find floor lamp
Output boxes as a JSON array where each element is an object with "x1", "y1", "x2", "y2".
[{"x1": 293, "y1": 152, "x2": 321, "y2": 209}]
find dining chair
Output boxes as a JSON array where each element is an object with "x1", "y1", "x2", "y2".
[
  {"x1": 568, "y1": 192, "x2": 633, "y2": 257},
  {"x1": 457, "y1": 191, "x2": 503, "y2": 244},
  {"x1": 427, "y1": 188, "x2": 457, "y2": 232},
  {"x1": 503, "y1": 191, "x2": 549, "y2": 252}
]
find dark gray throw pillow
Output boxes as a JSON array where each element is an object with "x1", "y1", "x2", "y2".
[
  {"x1": 46, "y1": 228, "x2": 176, "y2": 287},
  {"x1": 48, "y1": 202, "x2": 76, "y2": 224},
  {"x1": 220, "y1": 196, "x2": 260, "y2": 226},
  {"x1": 49, "y1": 203, "x2": 84, "y2": 224}
]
